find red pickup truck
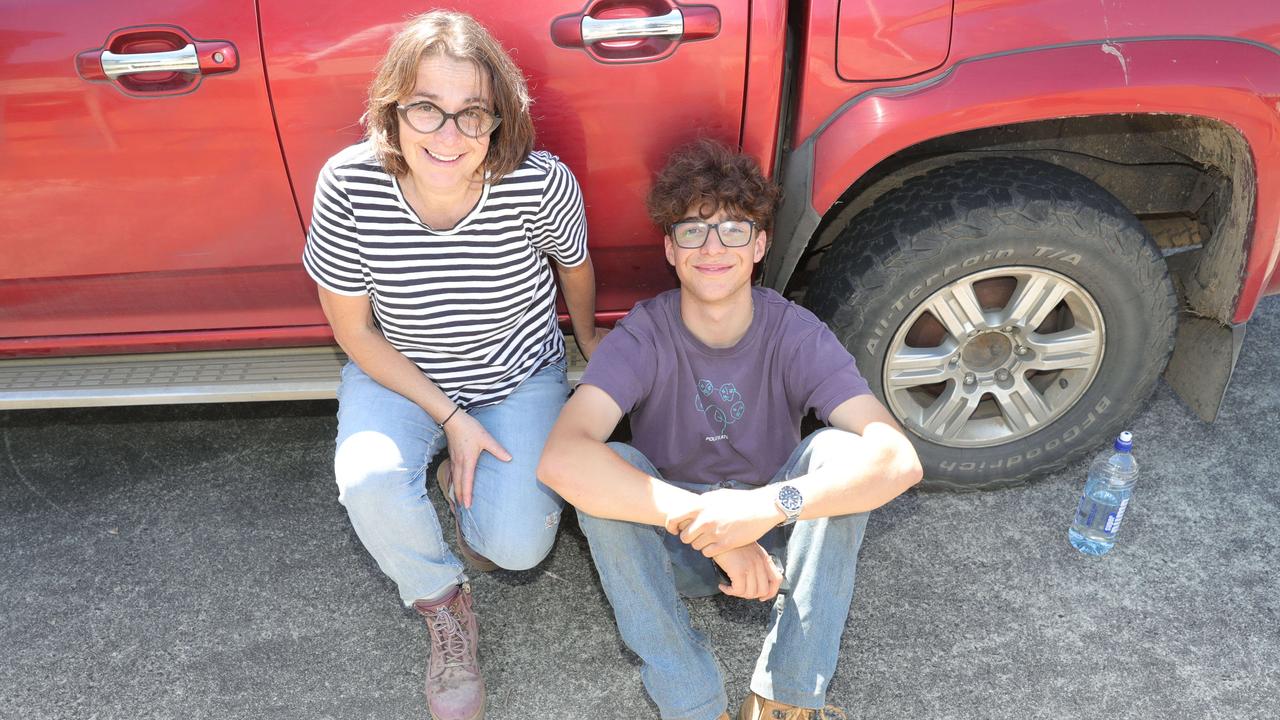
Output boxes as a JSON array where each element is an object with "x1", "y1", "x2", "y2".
[{"x1": 4, "y1": 0, "x2": 1279, "y2": 489}]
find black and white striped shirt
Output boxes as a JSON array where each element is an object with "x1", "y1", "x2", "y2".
[{"x1": 303, "y1": 142, "x2": 587, "y2": 408}]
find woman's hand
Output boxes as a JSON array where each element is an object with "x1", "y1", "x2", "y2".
[
  {"x1": 555, "y1": 257, "x2": 605, "y2": 361},
  {"x1": 576, "y1": 326, "x2": 610, "y2": 360},
  {"x1": 712, "y1": 542, "x2": 783, "y2": 601},
  {"x1": 443, "y1": 410, "x2": 511, "y2": 507}
]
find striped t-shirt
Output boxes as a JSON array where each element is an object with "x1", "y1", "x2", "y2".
[{"x1": 303, "y1": 142, "x2": 588, "y2": 408}]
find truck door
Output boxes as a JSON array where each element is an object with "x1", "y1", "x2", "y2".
[
  {"x1": 260, "y1": 0, "x2": 750, "y2": 316},
  {"x1": 0, "y1": 1, "x2": 316, "y2": 342}
]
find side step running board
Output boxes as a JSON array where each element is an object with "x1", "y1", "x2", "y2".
[{"x1": 0, "y1": 346, "x2": 587, "y2": 410}]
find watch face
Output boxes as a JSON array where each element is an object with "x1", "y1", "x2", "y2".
[{"x1": 778, "y1": 485, "x2": 803, "y2": 513}]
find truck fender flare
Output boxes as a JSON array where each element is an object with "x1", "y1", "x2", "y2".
[{"x1": 765, "y1": 35, "x2": 1280, "y2": 327}]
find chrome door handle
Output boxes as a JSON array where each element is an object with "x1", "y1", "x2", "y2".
[
  {"x1": 581, "y1": 8, "x2": 683, "y2": 44},
  {"x1": 77, "y1": 28, "x2": 238, "y2": 97},
  {"x1": 101, "y1": 43, "x2": 200, "y2": 78},
  {"x1": 551, "y1": 5, "x2": 718, "y2": 63}
]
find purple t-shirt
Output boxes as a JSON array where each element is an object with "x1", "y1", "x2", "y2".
[{"x1": 582, "y1": 287, "x2": 871, "y2": 487}]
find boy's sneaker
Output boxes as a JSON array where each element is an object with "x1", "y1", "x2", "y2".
[
  {"x1": 413, "y1": 583, "x2": 485, "y2": 720},
  {"x1": 739, "y1": 691, "x2": 848, "y2": 720},
  {"x1": 436, "y1": 463, "x2": 498, "y2": 571}
]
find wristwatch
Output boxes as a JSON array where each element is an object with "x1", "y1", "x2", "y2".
[{"x1": 774, "y1": 484, "x2": 803, "y2": 526}]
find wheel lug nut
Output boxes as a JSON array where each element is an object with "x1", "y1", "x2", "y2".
[
  {"x1": 949, "y1": 356, "x2": 959, "y2": 366},
  {"x1": 963, "y1": 372, "x2": 977, "y2": 386},
  {"x1": 1003, "y1": 325, "x2": 1016, "y2": 333},
  {"x1": 996, "y1": 369, "x2": 1010, "y2": 381},
  {"x1": 1015, "y1": 345, "x2": 1028, "y2": 356}
]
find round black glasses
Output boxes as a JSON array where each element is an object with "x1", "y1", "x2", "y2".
[{"x1": 396, "y1": 101, "x2": 502, "y2": 138}]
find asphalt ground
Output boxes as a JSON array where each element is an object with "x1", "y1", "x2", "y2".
[{"x1": 2, "y1": 297, "x2": 1278, "y2": 720}]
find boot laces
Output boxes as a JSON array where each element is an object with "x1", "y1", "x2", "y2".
[{"x1": 427, "y1": 605, "x2": 473, "y2": 670}]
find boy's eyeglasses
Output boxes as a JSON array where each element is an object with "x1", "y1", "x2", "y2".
[{"x1": 669, "y1": 220, "x2": 756, "y2": 249}]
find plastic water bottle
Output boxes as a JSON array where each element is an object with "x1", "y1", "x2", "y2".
[{"x1": 1068, "y1": 431, "x2": 1138, "y2": 556}]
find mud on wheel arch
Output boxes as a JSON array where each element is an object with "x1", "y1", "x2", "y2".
[{"x1": 805, "y1": 157, "x2": 1178, "y2": 491}]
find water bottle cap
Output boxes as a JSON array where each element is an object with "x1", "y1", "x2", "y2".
[{"x1": 1114, "y1": 431, "x2": 1133, "y2": 452}]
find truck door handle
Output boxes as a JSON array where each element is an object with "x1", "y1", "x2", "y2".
[
  {"x1": 581, "y1": 9, "x2": 683, "y2": 44},
  {"x1": 101, "y1": 44, "x2": 200, "y2": 79},
  {"x1": 76, "y1": 26, "x2": 238, "y2": 97},
  {"x1": 552, "y1": 2, "x2": 719, "y2": 63}
]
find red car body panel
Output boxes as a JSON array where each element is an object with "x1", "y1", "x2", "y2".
[
  {"x1": 0, "y1": 1, "x2": 319, "y2": 345},
  {"x1": 2, "y1": 0, "x2": 754, "y2": 357},
  {"x1": 739, "y1": 0, "x2": 788, "y2": 179},
  {"x1": 2, "y1": 0, "x2": 1279, "y2": 359},
  {"x1": 793, "y1": 0, "x2": 1280, "y2": 143}
]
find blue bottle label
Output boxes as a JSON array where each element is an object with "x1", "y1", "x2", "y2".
[{"x1": 1102, "y1": 499, "x2": 1129, "y2": 535}]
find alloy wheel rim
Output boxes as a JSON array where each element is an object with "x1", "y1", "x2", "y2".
[{"x1": 882, "y1": 266, "x2": 1106, "y2": 448}]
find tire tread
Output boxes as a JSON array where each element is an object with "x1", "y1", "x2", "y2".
[{"x1": 808, "y1": 158, "x2": 1177, "y2": 490}]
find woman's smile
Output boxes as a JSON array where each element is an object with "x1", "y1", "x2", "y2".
[{"x1": 425, "y1": 147, "x2": 464, "y2": 163}]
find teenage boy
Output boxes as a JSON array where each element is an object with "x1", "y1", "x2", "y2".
[{"x1": 538, "y1": 139, "x2": 922, "y2": 720}]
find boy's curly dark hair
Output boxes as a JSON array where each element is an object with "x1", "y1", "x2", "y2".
[{"x1": 646, "y1": 138, "x2": 782, "y2": 234}]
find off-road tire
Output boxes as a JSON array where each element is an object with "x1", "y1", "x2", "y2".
[{"x1": 807, "y1": 158, "x2": 1177, "y2": 490}]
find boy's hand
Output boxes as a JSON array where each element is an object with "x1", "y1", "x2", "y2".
[
  {"x1": 713, "y1": 543, "x2": 783, "y2": 601},
  {"x1": 661, "y1": 490, "x2": 704, "y2": 535},
  {"x1": 678, "y1": 487, "x2": 785, "y2": 556}
]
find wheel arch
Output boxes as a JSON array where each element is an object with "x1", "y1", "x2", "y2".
[{"x1": 763, "y1": 36, "x2": 1280, "y2": 422}]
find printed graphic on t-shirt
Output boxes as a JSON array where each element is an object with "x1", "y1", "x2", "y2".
[{"x1": 695, "y1": 378, "x2": 746, "y2": 441}]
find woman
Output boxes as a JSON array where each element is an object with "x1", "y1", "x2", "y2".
[{"x1": 302, "y1": 11, "x2": 605, "y2": 720}]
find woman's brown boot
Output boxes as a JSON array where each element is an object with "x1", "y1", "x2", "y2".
[{"x1": 413, "y1": 583, "x2": 485, "y2": 720}]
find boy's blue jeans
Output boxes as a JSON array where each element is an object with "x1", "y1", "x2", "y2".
[{"x1": 576, "y1": 429, "x2": 870, "y2": 720}]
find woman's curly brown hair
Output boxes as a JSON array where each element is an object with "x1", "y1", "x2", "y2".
[{"x1": 646, "y1": 139, "x2": 782, "y2": 234}]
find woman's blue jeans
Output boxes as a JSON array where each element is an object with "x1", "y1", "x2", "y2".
[
  {"x1": 333, "y1": 360, "x2": 568, "y2": 606},
  {"x1": 576, "y1": 429, "x2": 870, "y2": 720}
]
